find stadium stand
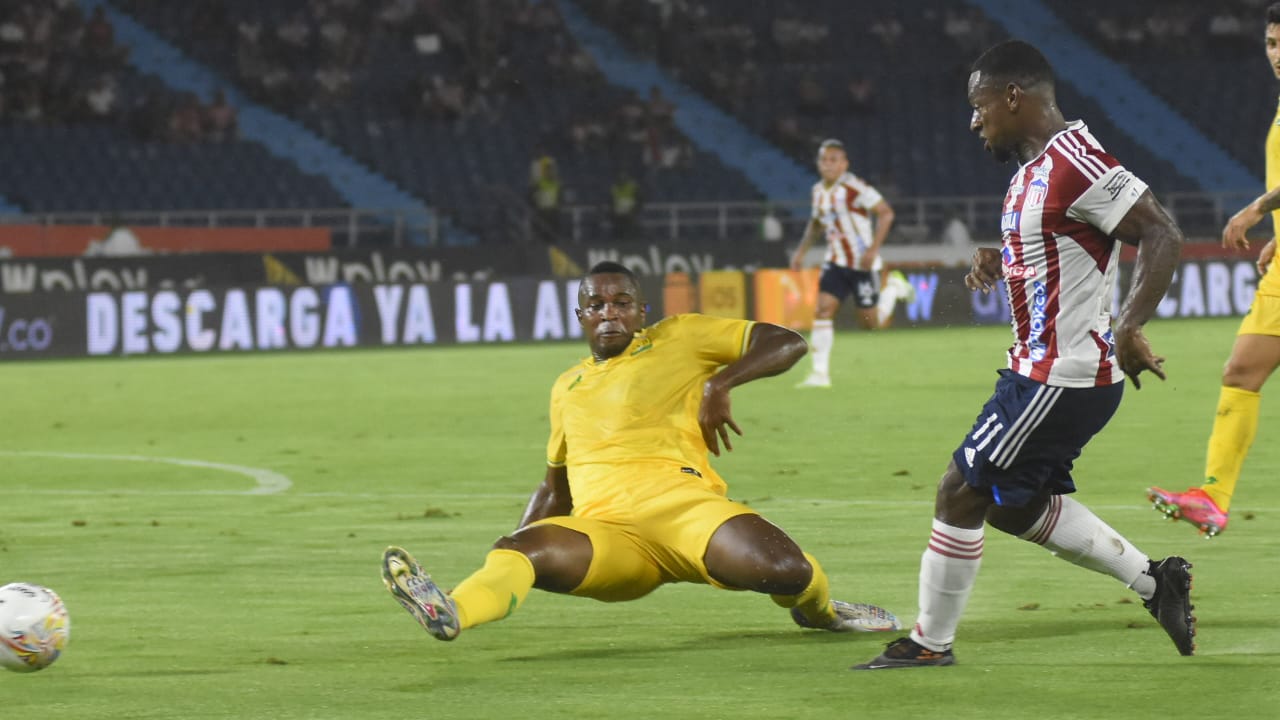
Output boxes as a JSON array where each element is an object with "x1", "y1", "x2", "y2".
[
  {"x1": 109, "y1": 0, "x2": 763, "y2": 243},
  {"x1": 1043, "y1": 0, "x2": 1270, "y2": 180},
  {"x1": 0, "y1": 0, "x2": 1261, "y2": 244},
  {"x1": 574, "y1": 0, "x2": 1199, "y2": 196},
  {"x1": 0, "y1": 1, "x2": 346, "y2": 213}
]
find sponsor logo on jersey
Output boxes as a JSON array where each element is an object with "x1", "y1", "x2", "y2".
[
  {"x1": 1006, "y1": 264, "x2": 1038, "y2": 280},
  {"x1": 1001, "y1": 245, "x2": 1037, "y2": 279},
  {"x1": 964, "y1": 447, "x2": 977, "y2": 467},
  {"x1": 1028, "y1": 280, "x2": 1049, "y2": 361},
  {"x1": 1000, "y1": 210, "x2": 1021, "y2": 234}
]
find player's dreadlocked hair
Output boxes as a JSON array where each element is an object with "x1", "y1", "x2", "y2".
[{"x1": 971, "y1": 40, "x2": 1055, "y2": 92}]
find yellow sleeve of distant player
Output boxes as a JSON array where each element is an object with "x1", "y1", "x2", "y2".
[
  {"x1": 545, "y1": 371, "x2": 574, "y2": 468},
  {"x1": 669, "y1": 313, "x2": 755, "y2": 365}
]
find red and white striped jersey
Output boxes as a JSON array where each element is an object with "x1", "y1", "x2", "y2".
[
  {"x1": 998, "y1": 121, "x2": 1148, "y2": 388},
  {"x1": 810, "y1": 172, "x2": 883, "y2": 268}
]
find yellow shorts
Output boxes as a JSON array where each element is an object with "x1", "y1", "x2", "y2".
[
  {"x1": 1237, "y1": 293, "x2": 1280, "y2": 337},
  {"x1": 529, "y1": 484, "x2": 757, "y2": 602}
]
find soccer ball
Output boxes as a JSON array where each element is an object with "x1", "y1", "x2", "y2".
[{"x1": 0, "y1": 583, "x2": 70, "y2": 673}]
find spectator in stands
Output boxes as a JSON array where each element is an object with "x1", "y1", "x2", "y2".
[
  {"x1": 128, "y1": 85, "x2": 170, "y2": 141},
  {"x1": 275, "y1": 11, "x2": 312, "y2": 66},
  {"x1": 167, "y1": 92, "x2": 205, "y2": 142},
  {"x1": 940, "y1": 208, "x2": 974, "y2": 251},
  {"x1": 203, "y1": 88, "x2": 238, "y2": 142},
  {"x1": 83, "y1": 5, "x2": 124, "y2": 66},
  {"x1": 759, "y1": 205, "x2": 785, "y2": 243},
  {"x1": 82, "y1": 73, "x2": 118, "y2": 121},
  {"x1": 797, "y1": 73, "x2": 829, "y2": 116},
  {"x1": 646, "y1": 85, "x2": 676, "y2": 125},
  {"x1": 312, "y1": 63, "x2": 353, "y2": 108},
  {"x1": 529, "y1": 154, "x2": 563, "y2": 244},
  {"x1": 870, "y1": 15, "x2": 903, "y2": 48},
  {"x1": 569, "y1": 110, "x2": 608, "y2": 155},
  {"x1": 845, "y1": 75, "x2": 877, "y2": 115},
  {"x1": 610, "y1": 171, "x2": 642, "y2": 241},
  {"x1": 772, "y1": 114, "x2": 812, "y2": 159},
  {"x1": 615, "y1": 90, "x2": 649, "y2": 147}
]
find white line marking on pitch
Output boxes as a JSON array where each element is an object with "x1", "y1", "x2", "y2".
[{"x1": 0, "y1": 451, "x2": 292, "y2": 495}]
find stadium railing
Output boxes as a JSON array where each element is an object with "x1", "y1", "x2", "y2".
[{"x1": 0, "y1": 190, "x2": 1258, "y2": 251}]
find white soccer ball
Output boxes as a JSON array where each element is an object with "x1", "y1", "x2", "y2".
[{"x1": 0, "y1": 583, "x2": 70, "y2": 673}]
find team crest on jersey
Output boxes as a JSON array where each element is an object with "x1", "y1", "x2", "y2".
[{"x1": 1024, "y1": 157, "x2": 1052, "y2": 208}]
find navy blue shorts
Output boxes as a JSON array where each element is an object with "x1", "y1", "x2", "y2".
[
  {"x1": 818, "y1": 263, "x2": 878, "y2": 308},
  {"x1": 952, "y1": 369, "x2": 1123, "y2": 507}
]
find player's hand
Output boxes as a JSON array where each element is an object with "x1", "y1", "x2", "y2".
[
  {"x1": 858, "y1": 249, "x2": 879, "y2": 271},
  {"x1": 1113, "y1": 323, "x2": 1166, "y2": 390},
  {"x1": 789, "y1": 251, "x2": 804, "y2": 271},
  {"x1": 964, "y1": 247, "x2": 1003, "y2": 293},
  {"x1": 1222, "y1": 205, "x2": 1263, "y2": 251},
  {"x1": 699, "y1": 379, "x2": 742, "y2": 456},
  {"x1": 1258, "y1": 238, "x2": 1277, "y2": 276}
]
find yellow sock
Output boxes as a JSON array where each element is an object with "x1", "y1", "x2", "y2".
[
  {"x1": 1202, "y1": 385, "x2": 1261, "y2": 511},
  {"x1": 770, "y1": 552, "x2": 835, "y2": 625},
  {"x1": 449, "y1": 549, "x2": 536, "y2": 630}
]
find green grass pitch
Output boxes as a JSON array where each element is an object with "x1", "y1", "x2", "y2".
[{"x1": 1, "y1": 317, "x2": 1277, "y2": 719}]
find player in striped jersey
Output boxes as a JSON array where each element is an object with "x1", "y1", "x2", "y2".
[
  {"x1": 857, "y1": 40, "x2": 1194, "y2": 670},
  {"x1": 1147, "y1": 2, "x2": 1280, "y2": 538},
  {"x1": 791, "y1": 139, "x2": 913, "y2": 388}
]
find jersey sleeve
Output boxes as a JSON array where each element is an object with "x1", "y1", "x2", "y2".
[
  {"x1": 545, "y1": 375, "x2": 570, "y2": 468},
  {"x1": 671, "y1": 314, "x2": 755, "y2": 366},
  {"x1": 852, "y1": 180, "x2": 884, "y2": 211},
  {"x1": 1065, "y1": 165, "x2": 1149, "y2": 236}
]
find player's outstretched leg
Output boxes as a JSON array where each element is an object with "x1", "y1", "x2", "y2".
[
  {"x1": 1142, "y1": 556, "x2": 1196, "y2": 656},
  {"x1": 382, "y1": 546, "x2": 461, "y2": 641},
  {"x1": 1147, "y1": 486, "x2": 1228, "y2": 538},
  {"x1": 766, "y1": 551, "x2": 898, "y2": 631},
  {"x1": 791, "y1": 599, "x2": 901, "y2": 633}
]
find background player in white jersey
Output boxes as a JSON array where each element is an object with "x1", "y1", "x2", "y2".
[
  {"x1": 790, "y1": 139, "x2": 913, "y2": 388},
  {"x1": 856, "y1": 40, "x2": 1194, "y2": 670}
]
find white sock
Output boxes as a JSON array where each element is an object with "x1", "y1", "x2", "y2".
[
  {"x1": 1019, "y1": 495, "x2": 1155, "y2": 599},
  {"x1": 810, "y1": 319, "x2": 833, "y2": 376},
  {"x1": 910, "y1": 520, "x2": 983, "y2": 651},
  {"x1": 875, "y1": 283, "x2": 901, "y2": 326}
]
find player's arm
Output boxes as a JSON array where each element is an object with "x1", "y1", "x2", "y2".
[
  {"x1": 790, "y1": 219, "x2": 823, "y2": 270},
  {"x1": 516, "y1": 465, "x2": 572, "y2": 529},
  {"x1": 860, "y1": 199, "x2": 896, "y2": 270},
  {"x1": 1222, "y1": 185, "x2": 1280, "y2": 250},
  {"x1": 699, "y1": 323, "x2": 807, "y2": 456},
  {"x1": 1111, "y1": 190, "x2": 1184, "y2": 389}
]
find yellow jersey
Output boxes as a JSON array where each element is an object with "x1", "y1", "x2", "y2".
[
  {"x1": 1262, "y1": 97, "x2": 1280, "y2": 296},
  {"x1": 546, "y1": 314, "x2": 755, "y2": 518}
]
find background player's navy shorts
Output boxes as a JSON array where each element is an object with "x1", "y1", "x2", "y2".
[
  {"x1": 818, "y1": 263, "x2": 878, "y2": 308},
  {"x1": 952, "y1": 369, "x2": 1124, "y2": 507}
]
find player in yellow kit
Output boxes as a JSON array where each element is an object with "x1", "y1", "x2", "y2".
[
  {"x1": 1148, "y1": 3, "x2": 1280, "y2": 537},
  {"x1": 381, "y1": 261, "x2": 900, "y2": 640}
]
